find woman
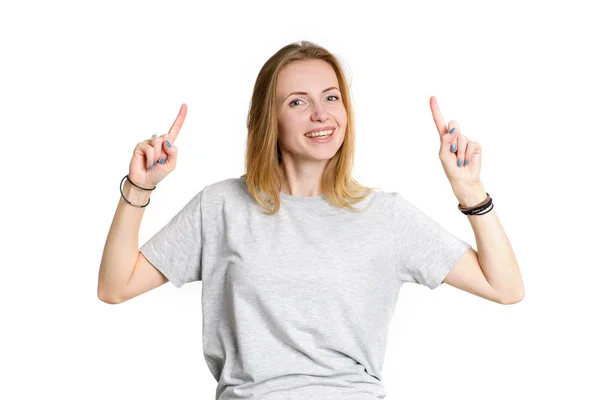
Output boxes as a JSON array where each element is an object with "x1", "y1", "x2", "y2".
[{"x1": 98, "y1": 40, "x2": 524, "y2": 399}]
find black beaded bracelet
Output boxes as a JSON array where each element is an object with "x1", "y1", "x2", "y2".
[{"x1": 120, "y1": 175, "x2": 155, "y2": 208}]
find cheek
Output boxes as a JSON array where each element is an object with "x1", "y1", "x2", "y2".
[
  {"x1": 336, "y1": 113, "x2": 347, "y2": 131},
  {"x1": 279, "y1": 113, "x2": 302, "y2": 131},
  {"x1": 334, "y1": 106, "x2": 347, "y2": 123},
  {"x1": 277, "y1": 124, "x2": 298, "y2": 146}
]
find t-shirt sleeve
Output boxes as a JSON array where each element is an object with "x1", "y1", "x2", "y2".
[
  {"x1": 393, "y1": 193, "x2": 472, "y2": 290},
  {"x1": 139, "y1": 189, "x2": 204, "y2": 288}
]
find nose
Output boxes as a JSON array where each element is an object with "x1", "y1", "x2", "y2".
[{"x1": 310, "y1": 103, "x2": 329, "y2": 122}]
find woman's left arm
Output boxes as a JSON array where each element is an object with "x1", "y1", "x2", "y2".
[
  {"x1": 429, "y1": 96, "x2": 524, "y2": 304},
  {"x1": 453, "y1": 185, "x2": 525, "y2": 304}
]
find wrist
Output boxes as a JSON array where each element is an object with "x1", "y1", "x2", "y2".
[
  {"x1": 122, "y1": 179, "x2": 153, "y2": 204},
  {"x1": 453, "y1": 183, "x2": 487, "y2": 207}
]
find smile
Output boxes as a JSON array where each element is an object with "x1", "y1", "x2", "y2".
[{"x1": 304, "y1": 128, "x2": 335, "y2": 143}]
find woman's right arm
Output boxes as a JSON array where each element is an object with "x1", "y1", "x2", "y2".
[
  {"x1": 97, "y1": 179, "x2": 166, "y2": 303},
  {"x1": 97, "y1": 103, "x2": 187, "y2": 303}
]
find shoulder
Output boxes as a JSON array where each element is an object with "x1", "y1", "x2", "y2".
[
  {"x1": 371, "y1": 190, "x2": 412, "y2": 212},
  {"x1": 372, "y1": 190, "x2": 433, "y2": 228},
  {"x1": 200, "y1": 176, "x2": 251, "y2": 206},
  {"x1": 343, "y1": 189, "x2": 412, "y2": 220}
]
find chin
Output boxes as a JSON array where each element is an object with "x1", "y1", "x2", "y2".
[{"x1": 307, "y1": 147, "x2": 342, "y2": 162}]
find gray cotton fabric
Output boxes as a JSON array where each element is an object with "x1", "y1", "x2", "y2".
[{"x1": 140, "y1": 176, "x2": 471, "y2": 400}]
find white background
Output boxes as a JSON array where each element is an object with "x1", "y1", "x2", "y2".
[{"x1": 2, "y1": 0, "x2": 598, "y2": 399}]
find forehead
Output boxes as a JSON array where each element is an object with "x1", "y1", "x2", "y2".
[{"x1": 277, "y1": 59, "x2": 339, "y2": 93}]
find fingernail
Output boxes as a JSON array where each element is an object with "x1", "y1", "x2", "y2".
[
  {"x1": 166, "y1": 140, "x2": 172, "y2": 148},
  {"x1": 457, "y1": 158, "x2": 463, "y2": 167},
  {"x1": 464, "y1": 159, "x2": 469, "y2": 165},
  {"x1": 159, "y1": 158, "x2": 166, "y2": 164},
  {"x1": 449, "y1": 127, "x2": 455, "y2": 134},
  {"x1": 148, "y1": 165, "x2": 153, "y2": 170},
  {"x1": 451, "y1": 144, "x2": 456, "y2": 152},
  {"x1": 153, "y1": 160, "x2": 157, "y2": 166}
]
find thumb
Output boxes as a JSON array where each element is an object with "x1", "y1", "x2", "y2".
[{"x1": 469, "y1": 142, "x2": 482, "y2": 168}]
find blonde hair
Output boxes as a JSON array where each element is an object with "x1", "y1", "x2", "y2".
[{"x1": 242, "y1": 40, "x2": 376, "y2": 215}]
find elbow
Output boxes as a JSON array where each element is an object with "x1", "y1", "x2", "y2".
[
  {"x1": 97, "y1": 286, "x2": 123, "y2": 305},
  {"x1": 500, "y1": 294, "x2": 523, "y2": 305},
  {"x1": 500, "y1": 285, "x2": 525, "y2": 305},
  {"x1": 98, "y1": 295, "x2": 121, "y2": 304}
]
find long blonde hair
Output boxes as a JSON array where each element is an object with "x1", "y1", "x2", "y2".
[{"x1": 242, "y1": 40, "x2": 375, "y2": 215}]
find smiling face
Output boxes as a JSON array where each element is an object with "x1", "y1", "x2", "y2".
[{"x1": 276, "y1": 59, "x2": 347, "y2": 164}]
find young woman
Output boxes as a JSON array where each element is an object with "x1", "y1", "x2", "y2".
[{"x1": 98, "y1": 40, "x2": 524, "y2": 400}]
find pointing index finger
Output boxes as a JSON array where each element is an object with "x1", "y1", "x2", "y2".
[
  {"x1": 429, "y1": 96, "x2": 448, "y2": 140},
  {"x1": 168, "y1": 103, "x2": 187, "y2": 143}
]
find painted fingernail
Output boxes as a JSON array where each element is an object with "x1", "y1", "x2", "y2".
[
  {"x1": 148, "y1": 165, "x2": 153, "y2": 170},
  {"x1": 159, "y1": 158, "x2": 166, "y2": 164},
  {"x1": 451, "y1": 144, "x2": 456, "y2": 152},
  {"x1": 449, "y1": 127, "x2": 455, "y2": 134},
  {"x1": 153, "y1": 160, "x2": 157, "y2": 166},
  {"x1": 458, "y1": 158, "x2": 463, "y2": 167},
  {"x1": 166, "y1": 140, "x2": 172, "y2": 148},
  {"x1": 464, "y1": 159, "x2": 469, "y2": 165}
]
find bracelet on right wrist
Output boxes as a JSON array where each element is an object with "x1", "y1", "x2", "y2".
[{"x1": 120, "y1": 175, "x2": 155, "y2": 208}]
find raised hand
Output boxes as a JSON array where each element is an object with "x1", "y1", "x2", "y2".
[
  {"x1": 429, "y1": 96, "x2": 486, "y2": 205},
  {"x1": 128, "y1": 103, "x2": 187, "y2": 188}
]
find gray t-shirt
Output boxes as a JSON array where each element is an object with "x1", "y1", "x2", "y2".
[{"x1": 140, "y1": 176, "x2": 471, "y2": 400}]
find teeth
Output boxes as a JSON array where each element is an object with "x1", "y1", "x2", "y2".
[{"x1": 305, "y1": 129, "x2": 333, "y2": 138}]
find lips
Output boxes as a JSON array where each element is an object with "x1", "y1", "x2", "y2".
[{"x1": 303, "y1": 126, "x2": 336, "y2": 137}]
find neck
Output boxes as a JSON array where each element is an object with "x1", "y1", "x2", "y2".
[{"x1": 277, "y1": 162, "x2": 324, "y2": 197}]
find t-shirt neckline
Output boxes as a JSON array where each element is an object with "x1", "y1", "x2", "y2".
[{"x1": 279, "y1": 191, "x2": 327, "y2": 204}]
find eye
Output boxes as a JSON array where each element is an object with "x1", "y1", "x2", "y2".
[{"x1": 289, "y1": 95, "x2": 340, "y2": 107}]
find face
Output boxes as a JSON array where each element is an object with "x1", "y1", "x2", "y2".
[{"x1": 276, "y1": 59, "x2": 347, "y2": 164}]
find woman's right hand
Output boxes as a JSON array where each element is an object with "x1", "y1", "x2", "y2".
[{"x1": 128, "y1": 103, "x2": 187, "y2": 189}]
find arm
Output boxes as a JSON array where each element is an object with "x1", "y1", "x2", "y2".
[
  {"x1": 427, "y1": 96, "x2": 524, "y2": 304},
  {"x1": 97, "y1": 179, "x2": 166, "y2": 303},
  {"x1": 443, "y1": 185, "x2": 525, "y2": 304}
]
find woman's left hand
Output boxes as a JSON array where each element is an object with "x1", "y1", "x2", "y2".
[{"x1": 429, "y1": 96, "x2": 487, "y2": 206}]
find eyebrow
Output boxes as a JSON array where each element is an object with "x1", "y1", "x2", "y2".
[{"x1": 283, "y1": 86, "x2": 340, "y2": 102}]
